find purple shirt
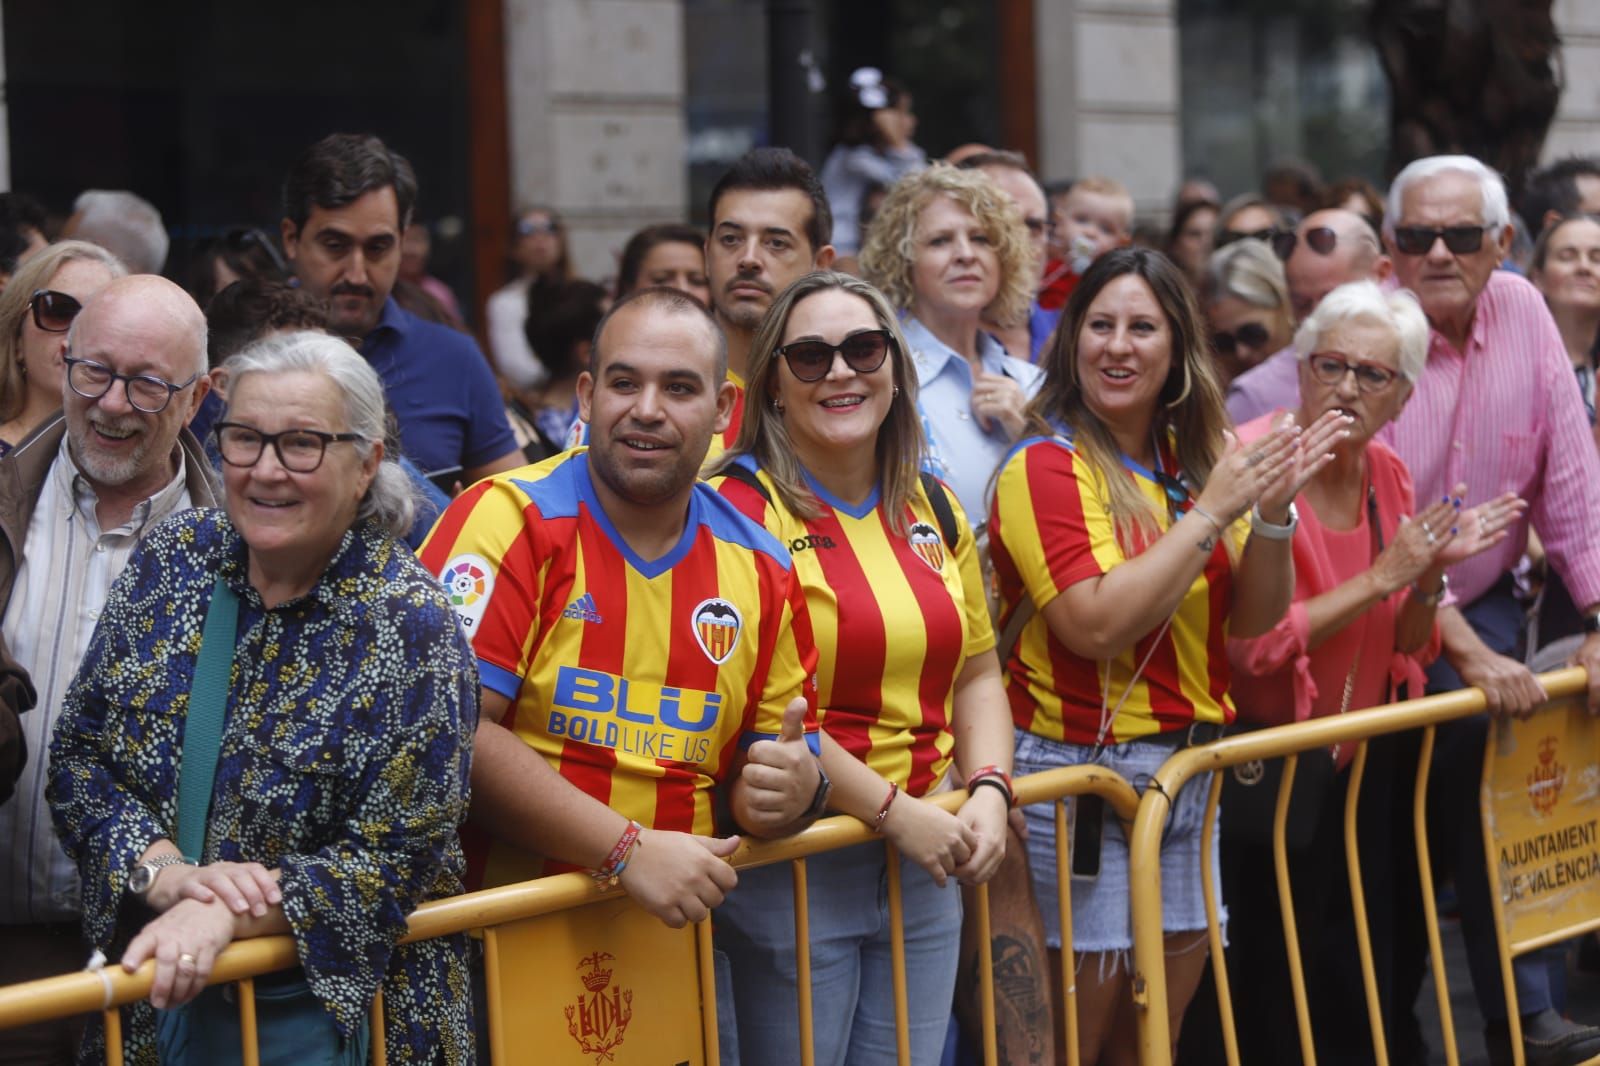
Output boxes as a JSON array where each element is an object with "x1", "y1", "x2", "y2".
[
  {"x1": 1377, "y1": 271, "x2": 1600, "y2": 608},
  {"x1": 1226, "y1": 346, "x2": 1301, "y2": 426}
]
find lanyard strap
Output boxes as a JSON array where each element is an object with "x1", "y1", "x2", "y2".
[{"x1": 175, "y1": 576, "x2": 239, "y2": 861}]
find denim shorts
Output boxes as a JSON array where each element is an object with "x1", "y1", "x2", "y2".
[{"x1": 1013, "y1": 727, "x2": 1224, "y2": 953}]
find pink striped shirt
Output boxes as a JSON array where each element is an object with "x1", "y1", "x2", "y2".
[{"x1": 1378, "y1": 270, "x2": 1600, "y2": 608}]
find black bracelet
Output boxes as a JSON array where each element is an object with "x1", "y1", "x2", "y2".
[{"x1": 969, "y1": 775, "x2": 1015, "y2": 808}]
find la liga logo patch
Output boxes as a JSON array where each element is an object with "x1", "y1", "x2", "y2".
[
  {"x1": 441, "y1": 553, "x2": 494, "y2": 635},
  {"x1": 692, "y1": 597, "x2": 742, "y2": 665}
]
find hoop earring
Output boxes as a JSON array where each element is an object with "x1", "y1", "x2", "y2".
[{"x1": 1164, "y1": 359, "x2": 1192, "y2": 408}]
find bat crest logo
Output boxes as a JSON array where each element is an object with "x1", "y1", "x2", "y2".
[
  {"x1": 909, "y1": 522, "x2": 944, "y2": 571},
  {"x1": 692, "y1": 597, "x2": 743, "y2": 665}
]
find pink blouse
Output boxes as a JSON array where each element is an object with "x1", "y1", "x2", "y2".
[{"x1": 1228, "y1": 415, "x2": 1442, "y2": 769}]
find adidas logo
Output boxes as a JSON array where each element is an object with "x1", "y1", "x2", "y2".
[{"x1": 562, "y1": 592, "x2": 603, "y2": 624}]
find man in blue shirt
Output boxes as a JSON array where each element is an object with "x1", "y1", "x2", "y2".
[{"x1": 280, "y1": 133, "x2": 522, "y2": 484}]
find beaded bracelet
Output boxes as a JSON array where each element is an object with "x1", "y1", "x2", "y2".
[
  {"x1": 965, "y1": 765, "x2": 1015, "y2": 808},
  {"x1": 591, "y1": 819, "x2": 643, "y2": 886},
  {"x1": 871, "y1": 781, "x2": 899, "y2": 832}
]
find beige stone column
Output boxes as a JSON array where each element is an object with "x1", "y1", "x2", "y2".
[
  {"x1": 1545, "y1": 0, "x2": 1600, "y2": 162},
  {"x1": 1033, "y1": 0, "x2": 1182, "y2": 218},
  {"x1": 503, "y1": 0, "x2": 688, "y2": 282}
]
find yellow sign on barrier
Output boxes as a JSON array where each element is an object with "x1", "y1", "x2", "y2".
[
  {"x1": 1484, "y1": 696, "x2": 1600, "y2": 951},
  {"x1": 486, "y1": 896, "x2": 709, "y2": 1065}
]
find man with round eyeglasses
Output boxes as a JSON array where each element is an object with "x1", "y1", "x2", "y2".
[
  {"x1": 1379, "y1": 155, "x2": 1600, "y2": 1066},
  {"x1": 0, "y1": 274, "x2": 219, "y2": 1064}
]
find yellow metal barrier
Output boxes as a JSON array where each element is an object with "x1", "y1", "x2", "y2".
[
  {"x1": 0, "y1": 763, "x2": 1136, "y2": 1065},
  {"x1": 1126, "y1": 667, "x2": 1594, "y2": 1066}
]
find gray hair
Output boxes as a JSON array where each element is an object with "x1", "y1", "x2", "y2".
[
  {"x1": 71, "y1": 190, "x2": 170, "y2": 275},
  {"x1": 1205, "y1": 238, "x2": 1290, "y2": 312},
  {"x1": 1384, "y1": 155, "x2": 1511, "y2": 234},
  {"x1": 1293, "y1": 280, "x2": 1429, "y2": 384},
  {"x1": 220, "y1": 331, "x2": 416, "y2": 537}
]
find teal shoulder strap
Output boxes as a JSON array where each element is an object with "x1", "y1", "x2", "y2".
[{"x1": 176, "y1": 576, "x2": 239, "y2": 861}]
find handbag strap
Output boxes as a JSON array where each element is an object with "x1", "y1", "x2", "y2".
[{"x1": 176, "y1": 576, "x2": 240, "y2": 861}]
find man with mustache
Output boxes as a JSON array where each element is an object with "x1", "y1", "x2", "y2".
[
  {"x1": 702, "y1": 147, "x2": 836, "y2": 455},
  {"x1": 280, "y1": 133, "x2": 522, "y2": 486},
  {"x1": 0, "y1": 275, "x2": 219, "y2": 1065}
]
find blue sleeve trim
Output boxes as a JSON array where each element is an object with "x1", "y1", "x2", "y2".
[
  {"x1": 738, "y1": 731, "x2": 822, "y2": 756},
  {"x1": 478, "y1": 659, "x2": 524, "y2": 700}
]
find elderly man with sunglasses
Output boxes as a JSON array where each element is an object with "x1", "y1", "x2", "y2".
[
  {"x1": 1226, "y1": 208, "x2": 1393, "y2": 425},
  {"x1": 1376, "y1": 155, "x2": 1600, "y2": 1066},
  {"x1": 0, "y1": 274, "x2": 218, "y2": 1065}
]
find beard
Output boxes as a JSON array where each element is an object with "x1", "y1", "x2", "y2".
[
  {"x1": 587, "y1": 426, "x2": 711, "y2": 509},
  {"x1": 66, "y1": 410, "x2": 161, "y2": 489}
]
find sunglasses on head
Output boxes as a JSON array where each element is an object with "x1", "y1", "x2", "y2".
[
  {"x1": 29, "y1": 289, "x2": 83, "y2": 333},
  {"x1": 1391, "y1": 224, "x2": 1490, "y2": 256},
  {"x1": 516, "y1": 218, "x2": 560, "y2": 237},
  {"x1": 1212, "y1": 322, "x2": 1272, "y2": 357},
  {"x1": 222, "y1": 227, "x2": 288, "y2": 273},
  {"x1": 777, "y1": 329, "x2": 893, "y2": 383},
  {"x1": 1217, "y1": 227, "x2": 1280, "y2": 249},
  {"x1": 1271, "y1": 226, "x2": 1338, "y2": 261}
]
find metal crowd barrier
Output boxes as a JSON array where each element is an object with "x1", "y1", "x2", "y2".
[
  {"x1": 0, "y1": 763, "x2": 1137, "y2": 1066},
  {"x1": 1125, "y1": 666, "x2": 1597, "y2": 1066}
]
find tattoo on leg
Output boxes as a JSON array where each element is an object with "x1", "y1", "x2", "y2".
[{"x1": 964, "y1": 934, "x2": 1050, "y2": 1066}]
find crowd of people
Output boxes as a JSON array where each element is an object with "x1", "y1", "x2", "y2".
[{"x1": 0, "y1": 70, "x2": 1599, "y2": 1066}]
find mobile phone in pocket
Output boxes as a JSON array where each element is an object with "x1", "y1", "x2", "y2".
[{"x1": 1070, "y1": 794, "x2": 1104, "y2": 881}]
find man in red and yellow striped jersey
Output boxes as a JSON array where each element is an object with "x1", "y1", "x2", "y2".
[{"x1": 421, "y1": 288, "x2": 828, "y2": 927}]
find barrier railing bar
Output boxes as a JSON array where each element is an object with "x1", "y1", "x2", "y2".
[
  {"x1": 1413, "y1": 725, "x2": 1462, "y2": 1066},
  {"x1": 1506, "y1": 916, "x2": 1600, "y2": 957},
  {"x1": 1481, "y1": 726, "x2": 1526, "y2": 1066},
  {"x1": 695, "y1": 918, "x2": 719, "y2": 1066},
  {"x1": 885, "y1": 841, "x2": 911, "y2": 1066},
  {"x1": 1198, "y1": 772, "x2": 1237, "y2": 1066},
  {"x1": 482, "y1": 926, "x2": 504, "y2": 1066},
  {"x1": 239, "y1": 976, "x2": 260, "y2": 1066},
  {"x1": 973, "y1": 880, "x2": 999, "y2": 1066},
  {"x1": 1056, "y1": 798, "x2": 1080, "y2": 1066},
  {"x1": 370, "y1": 988, "x2": 387, "y2": 1066},
  {"x1": 1127, "y1": 778, "x2": 1174, "y2": 1064},
  {"x1": 1343, "y1": 741, "x2": 1390, "y2": 1066},
  {"x1": 1274, "y1": 754, "x2": 1318, "y2": 1066},
  {"x1": 103, "y1": 1005, "x2": 122, "y2": 1066},
  {"x1": 793, "y1": 857, "x2": 815, "y2": 1066}
]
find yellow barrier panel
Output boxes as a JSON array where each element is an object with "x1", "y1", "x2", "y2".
[
  {"x1": 1128, "y1": 668, "x2": 1593, "y2": 1066},
  {"x1": 0, "y1": 763, "x2": 1137, "y2": 1065},
  {"x1": 1482, "y1": 692, "x2": 1600, "y2": 1066}
]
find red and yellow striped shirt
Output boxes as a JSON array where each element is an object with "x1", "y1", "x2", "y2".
[
  {"x1": 988, "y1": 435, "x2": 1243, "y2": 745},
  {"x1": 715, "y1": 460, "x2": 993, "y2": 796},
  {"x1": 420, "y1": 449, "x2": 818, "y2": 888}
]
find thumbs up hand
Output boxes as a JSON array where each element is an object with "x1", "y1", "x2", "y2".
[{"x1": 736, "y1": 697, "x2": 822, "y2": 836}]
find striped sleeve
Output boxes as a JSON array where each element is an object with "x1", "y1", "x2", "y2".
[{"x1": 992, "y1": 440, "x2": 1108, "y2": 610}]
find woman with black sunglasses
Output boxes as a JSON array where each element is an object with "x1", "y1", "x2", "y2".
[
  {"x1": 989, "y1": 247, "x2": 1348, "y2": 1065},
  {"x1": 1204, "y1": 237, "x2": 1295, "y2": 387},
  {"x1": 706, "y1": 271, "x2": 1014, "y2": 1065},
  {"x1": 0, "y1": 240, "x2": 125, "y2": 455}
]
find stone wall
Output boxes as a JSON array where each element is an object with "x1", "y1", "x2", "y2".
[{"x1": 1545, "y1": 0, "x2": 1600, "y2": 163}]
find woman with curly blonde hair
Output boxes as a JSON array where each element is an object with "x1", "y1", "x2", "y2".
[{"x1": 860, "y1": 162, "x2": 1042, "y2": 531}]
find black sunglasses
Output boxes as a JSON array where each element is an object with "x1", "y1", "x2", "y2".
[
  {"x1": 1391, "y1": 224, "x2": 1491, "y2": 256},
  {"x1": 29, "y1": 289, "x2": 83, "y2": 333},
  {"x1": 777, "y1": 329, "x2": 894, "y2": 383},
  {"x1": 1271, "y1": 226, "x2": 1338, "y2": 261},
  {"x1": 1212, "y1": 322, "x2": 1272, "y2": 357},
  {"x1": 1217, "y1": 227, "x2": 1280, "y2": 249}
]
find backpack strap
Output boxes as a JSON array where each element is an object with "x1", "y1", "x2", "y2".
[
  {"x1": 918, "y1": 470, "x2": 960, "y2": 552},
  {"x1": 718, "y1": 461, "x2": 772, "y2": 505}
]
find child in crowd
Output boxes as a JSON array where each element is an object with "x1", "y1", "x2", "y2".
[{"x1": 1038, "y1": 176, "x2": 1134, "y2": 309}]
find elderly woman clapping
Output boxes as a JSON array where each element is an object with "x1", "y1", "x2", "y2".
[
  {"x1": 49, "y1": 332, "x2": 477, "y2": 1064},
  {"x1": 1215, "y1": 281, "x2": 1523, "y2": 1065}
]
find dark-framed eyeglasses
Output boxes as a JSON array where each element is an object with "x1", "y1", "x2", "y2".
[
  {"x1": 777, "y1": 328, "x2": 894, "y2": 383},
  {"x1": 213, "y1": 422, "x2": 367, "y2": 473},
  {"x1": 1271, "y1": 226, "x2": 1338, "y2": 261},
  {"x1": 1217, "y1": 227, "x2": 1280, "y2": 249},
  {"x1": 1212, "y1": 322, "x2": 1272, "y2": 357},
  {"x1": 1306, "y1": 353, "x2": 1400, "y2": 393},
  {"x1": 29, "y1": 289, "x2": 83, "y2": 333},
  {"x1": 63, "y1": 355, "x2": 199, "y2": 414},
  {"x1": 1391, "y1": 224, "x2": 1491, "y2": 256}
]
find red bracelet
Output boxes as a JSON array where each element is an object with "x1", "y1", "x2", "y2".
[
  {"x1": 871, "y1": 781, "x2": 899, "y2": 832},
  {"x1": 591, "y1": 820, "x2": 642, "y2": 885},
  {"x1": 965, "y1": 766, "x2": 1015, "y2": 808}
]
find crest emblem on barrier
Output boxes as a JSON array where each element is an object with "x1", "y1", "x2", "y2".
[
  {"x1": 909, "y1": 521, "x2": 944, "y2": 572},
  {"x1": 692, "y1": 597, "x2": 742, "y2": 665},
  {"x1": 565, "y1": 951, "x2": 633, "y2": 1063},
  {"x1": 1526, "y1": 735, "x2": 1566, "y2": 816}
]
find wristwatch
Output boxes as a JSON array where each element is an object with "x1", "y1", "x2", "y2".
[
  {"x1": 1250, "y1": 502, "x2": 1299, "y2": 541},
  {"x1": 802, "y1": 761, "x2": 832, "y2": 820},
  {"x1": 127, "y1": 854, "x2": 196, "y2": 896},
  {"x1": 1412, "y1": 572, "x2": 1450, "y2": 607}
]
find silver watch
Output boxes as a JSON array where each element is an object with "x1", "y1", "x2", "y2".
[
  {"x1": 127, "y1": 854, "x2": 196, "y2": 896},
  {"x1": 1250, "y1": 502, "x2": 1299, "y2": 541}
]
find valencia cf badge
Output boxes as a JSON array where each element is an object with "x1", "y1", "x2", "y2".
[
  {"x1": 692, "y1": 597, "x2": 743, "y2": 664},
  {"x1": 909, "y1": 522, "x2": 944, "y2": 572}
]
